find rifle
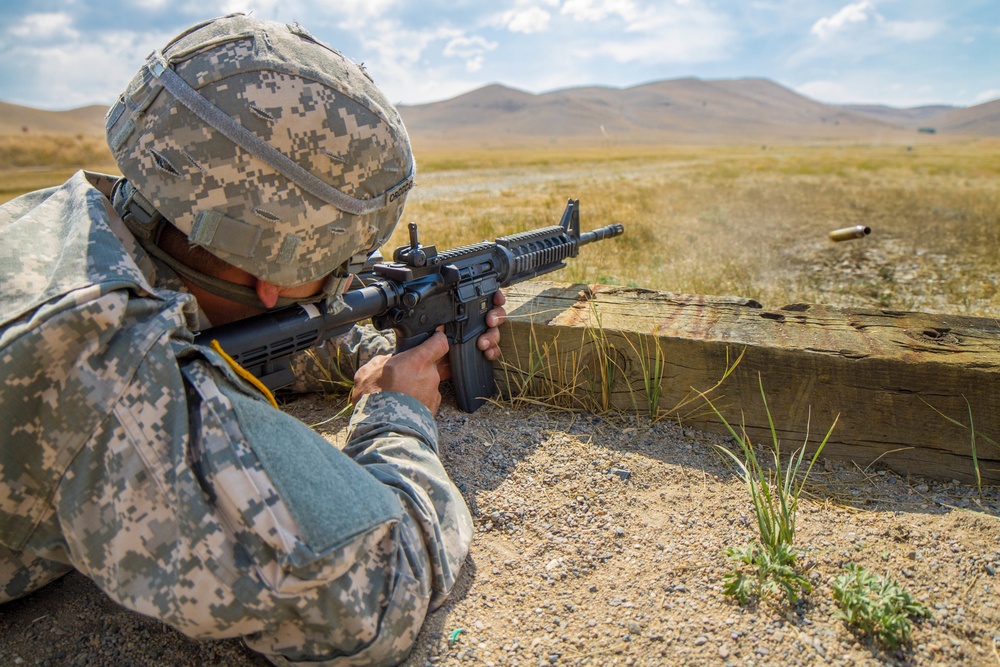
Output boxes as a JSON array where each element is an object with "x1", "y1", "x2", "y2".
[{"x1": 198, "y1": 199, "x2": 624, "y2": 412}]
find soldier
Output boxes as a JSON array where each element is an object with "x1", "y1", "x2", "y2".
[{"x1": 0, "y1": 14, "x2": 505, "y2": 666}]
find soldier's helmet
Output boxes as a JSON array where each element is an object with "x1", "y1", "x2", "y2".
[{"x1": 106, "y1": 14, "x2": 414, "y2": 291}]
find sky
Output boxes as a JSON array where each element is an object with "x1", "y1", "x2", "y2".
[{"x1": 0, "y1": 0, "x2": 997, "y2": 112}]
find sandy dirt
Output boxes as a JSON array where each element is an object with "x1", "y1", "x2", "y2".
[{"x1": 2, "y1": 391, "x2": 999, "y2": 667}]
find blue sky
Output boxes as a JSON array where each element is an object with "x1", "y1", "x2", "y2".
[{"x1": 0, "y1": 0, "x2": 997, "y2": 111}]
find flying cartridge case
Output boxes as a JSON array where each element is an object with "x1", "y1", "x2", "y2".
[{"x1": 829, "y1": 225, "x2": 871, "y2": 242}]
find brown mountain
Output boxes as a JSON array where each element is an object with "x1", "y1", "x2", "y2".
[
  {"x1": 400, "y1": 78, "x2": 1000, "y2": 145},
  {"x1": 398, "y1": 78, "x2": 944, "y2": 146},
  {"x1": 927, "y1": 98, "x2": 1000, "y2": 136},
  {"x1": 3, "y1": 77, "x2": 996, "y2": 146},
  {"x1": 0, "y1": 100, "x2": 108, "y2": 136}
]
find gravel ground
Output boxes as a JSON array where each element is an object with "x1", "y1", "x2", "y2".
[{"x1": 3, "y1": 394, "x2": 998, "y2": 667}]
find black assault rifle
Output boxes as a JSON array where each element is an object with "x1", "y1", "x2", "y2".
[{"x1": 198, "y1": 199, "x2": 624, "y2": 412}]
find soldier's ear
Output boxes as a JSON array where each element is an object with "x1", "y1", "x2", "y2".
[{"x1": 255, "y1": 280, "x2": 281, "y2": 309}]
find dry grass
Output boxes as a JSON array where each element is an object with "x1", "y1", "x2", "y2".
[
  {"x1": 402, "y1": 140, "x2": 1000, "y2": 318},
  {"x1": 0, "y1": 133, "x2": 113, "y2": 169},
  {"x1": 6, "y1": 136, "x2": 999, "y2": 318},
  {"x1": 0, "y1": 133, "x2": 117, "y2": 205}
]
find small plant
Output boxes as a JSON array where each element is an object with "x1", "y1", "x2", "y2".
[
  {"x1": 832, "y1": 563, "x2": 932, "y2": 648},
  {"x1": 626, "y1": 330, "x2": 666, "y2": 419},
  {"x1": 585, "y1": 299, "x2": 619, "y2": 412},
  {"x1": 707, "y1": 374, "x2": 838, "y2": 606},
  {"x1": 621, "y1": 334, "x2": 744, "y2": 423},
  {"x1": 304, "y1": 347, "x2": 355, "y2": 395},
  {"x1": 300, "y1": 348, "x2": 357, "y2": 426},
  {"x1": 501, "y1": 300, "x2": 744, "y2": 419},
  {"x1": 500, "y1": 313, "x2": 607, "y2": 413},
  {"x1": 722, "y1": 541, "x2": 811, "y2": 605},
  {"x1": 921, "y1": 395, "x2": 997, "y2": 496}
]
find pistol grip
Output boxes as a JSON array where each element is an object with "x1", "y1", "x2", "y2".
[
  {"x1": 449, "y1": 337, "x2": 496, "y2": 413},
  {"x1": 394, "y1": 330, "x2": 433, "y2": 353}
]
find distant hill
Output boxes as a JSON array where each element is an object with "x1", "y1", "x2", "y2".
[
  {"x1": 398, "y1": 78, "x2": 987, "y2": 146},
  {"x1": 0, "y1": 100, "x2": 108, "y2": 136},
  {"x1": 841, "y1": 104, "x2": 957, "y2": 128},
  {"x1": 927, "y1": 98, "x2": 1000, "y2": 136},
  {"x1": 3, "y1": 78, "x2": 997, "y2": 147}
]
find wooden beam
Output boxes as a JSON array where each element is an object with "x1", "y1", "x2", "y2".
[{"x1": 496, "y1": 281, "x2": 1000, "y2": 485}]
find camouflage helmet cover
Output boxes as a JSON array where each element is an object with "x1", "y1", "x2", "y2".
[{"x1": 106, "y1": 14, "x2": 415, "y2": 286}]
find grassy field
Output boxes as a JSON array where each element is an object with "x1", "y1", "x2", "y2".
[
  {"x1": 402, "y1": 140, "x2": 1000, "y2": 318},
  {"x1": 0, "y1": 133, "x2": 116, "y2": 204},
  {"x1": 4, "y1": 137, "x2": 999, "y2": 317}
]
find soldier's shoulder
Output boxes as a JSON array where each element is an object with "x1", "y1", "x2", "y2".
[{"x1": 1, "y1": 171, "x2": 155, "y2": 330}]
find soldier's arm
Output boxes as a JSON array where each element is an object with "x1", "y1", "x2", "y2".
[
  {"x1": 284, "y1": 323, "x2": 395, "y2": 395},
  {"x1": 341, "y1": 391, "x2": 473, "y2": 609},
  {"x1": 55, "y1": 341, "x2": 470, "y2": 665}
]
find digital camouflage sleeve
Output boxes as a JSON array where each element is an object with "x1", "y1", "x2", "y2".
[
  {"x1": 0, "y1": 171, "x2": 473, "y2": 666},
  {"x1": 286, "y1": 323, "x2": 396, "y2": 396}
]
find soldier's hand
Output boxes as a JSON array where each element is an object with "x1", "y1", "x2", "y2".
[
  {"x1": 352, "y1": 330, "x2": 449, "y2": 415},
  {"x1": 437, "y1": 290, "x2": 507, "y2": 383},
  {"x1": 477, "y1": 290, "x2": 507, "y2": 362}
]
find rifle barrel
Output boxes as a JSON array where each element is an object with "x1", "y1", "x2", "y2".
[{"x1": 579, "y1": 223, "x2": 625, "y2": 245}]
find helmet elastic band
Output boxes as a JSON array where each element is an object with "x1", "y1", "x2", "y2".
[{"x1": 112, "y1": 178, "x2": 349, "y2": 310}]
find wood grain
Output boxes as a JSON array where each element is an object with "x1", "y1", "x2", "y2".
[{"x1": 497, "y1": 281, "x2": 1000, "y2": 484}]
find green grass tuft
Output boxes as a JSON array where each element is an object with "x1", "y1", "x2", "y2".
[
  {"x1": 832, "y1": 563, "x2": 932, "y2": 649},
  {"x1": 707, "y1": 374, "x2": 838, "y2": 606}
]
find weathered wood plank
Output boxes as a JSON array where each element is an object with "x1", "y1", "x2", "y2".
[{"x1": 496, "y1": 281, "x2": 1000, "y2": 485}]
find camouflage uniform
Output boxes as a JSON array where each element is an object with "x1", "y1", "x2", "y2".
[{"x1": 0, "y1": 166, "x2": 472, "y2": 667}]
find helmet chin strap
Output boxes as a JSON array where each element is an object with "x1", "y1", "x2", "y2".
[{"x1": 111, "y1": 178, "x2": 348, "y2": 309}]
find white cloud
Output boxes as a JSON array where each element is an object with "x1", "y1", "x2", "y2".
[
  {"x1": 333, "y1": 0, "x2": 405, "y2": 31},
  {"x1": 561, "y1": 0, "x2": 640, "y2": 23},
  {"x1": 123, "y1": 0, "x2": 173, "y2": 9},
  {"x1": 975, "y1": 88, "x2": 1000, "y2": 103},
  {"x1": 811, "y1": 1, "x2": 876, "y2": 40},
  {"x1": 580, "y1": 2, "x2": 734, "y2": 64},
  {"x1": 333, "y1": 7, "x2": 497, "y2": 82},
  {"x1": 345, "y1": 19, "x2": 497, "y2": 102},
  {"x1": 592, "y1": 37, "x2": 727, "y2": 65},
  {"x1": 443, "y1": 35, "x2": 499, "y2": 72},
  {"x1": 7, "y1": 12, "x2": 79, "y2": 41},
  {"x1": 354, "y1": 21, "x2": 458, "y2": 67},
  {"x1": 810, "y1": 2, "x2": 941, "y2": 44},
  {"x1": 6, "y1": 29, "x2": 176, "y2": 109},
  {"x1": 795, "y1": 78, "x2": 954, "y2": 108},
  {"x1": 492, "y1": 6, "x2": 552, "y2": 34},
  {"x1": 883, "y1": 20, "x2": 942, "y2": 42},
  {"x1": 218, "y1": 0, "x2": 290, "y2": 14}
]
